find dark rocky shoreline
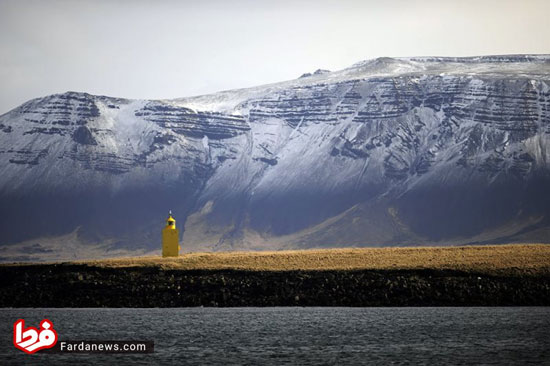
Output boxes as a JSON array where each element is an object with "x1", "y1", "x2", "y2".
[{"x1": 1, "y1": 264, "x2": 549, "y2": 307}]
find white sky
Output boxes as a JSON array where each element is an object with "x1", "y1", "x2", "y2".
[{"x1": 1, "y1": 0, "x2": 549, "y2": 114}]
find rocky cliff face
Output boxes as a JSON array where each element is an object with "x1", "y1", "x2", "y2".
[{"x1": 1, "y1": 55, "x2": 549, "y2": 260}]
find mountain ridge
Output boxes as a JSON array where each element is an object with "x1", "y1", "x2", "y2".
[{"x1": 0, "y1": 55, "x2": 549, "y2": 261}]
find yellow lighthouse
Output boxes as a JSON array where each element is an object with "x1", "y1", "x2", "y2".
[{"x1": 162, "y1": 210, "x2": 180, "y2": 257}]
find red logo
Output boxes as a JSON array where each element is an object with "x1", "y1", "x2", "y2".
[{"x1": 13, "y1": 319, "x2": 58, "y2": 354}]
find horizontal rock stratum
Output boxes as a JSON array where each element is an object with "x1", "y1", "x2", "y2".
[{"x1": 0, "y1": 55, "x2": 549, "y2": 260}]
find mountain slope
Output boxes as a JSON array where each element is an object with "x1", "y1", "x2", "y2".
[{"x1": 1, "y1": 55, "x2": 549, "y2": 261}]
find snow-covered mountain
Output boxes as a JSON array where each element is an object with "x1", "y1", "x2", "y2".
[{"x1": 1, "y1": 55, "x2": 549, "y2": 261}]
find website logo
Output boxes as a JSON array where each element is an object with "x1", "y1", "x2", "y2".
[{"x1": 13, "y1": 319, "x2": 58, "y2": 354}]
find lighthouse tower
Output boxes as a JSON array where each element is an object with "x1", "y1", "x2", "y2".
[{"x1": 162, "y1": 211, "x2": 180, "y2": 257}]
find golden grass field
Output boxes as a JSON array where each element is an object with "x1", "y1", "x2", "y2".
[{"x1": 63, "y1": 244, "x2": 550, "y2": 275}]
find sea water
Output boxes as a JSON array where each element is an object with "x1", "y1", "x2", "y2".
[{"x1": 1, "y1": 307, "x2": 549, "y2": 365}]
